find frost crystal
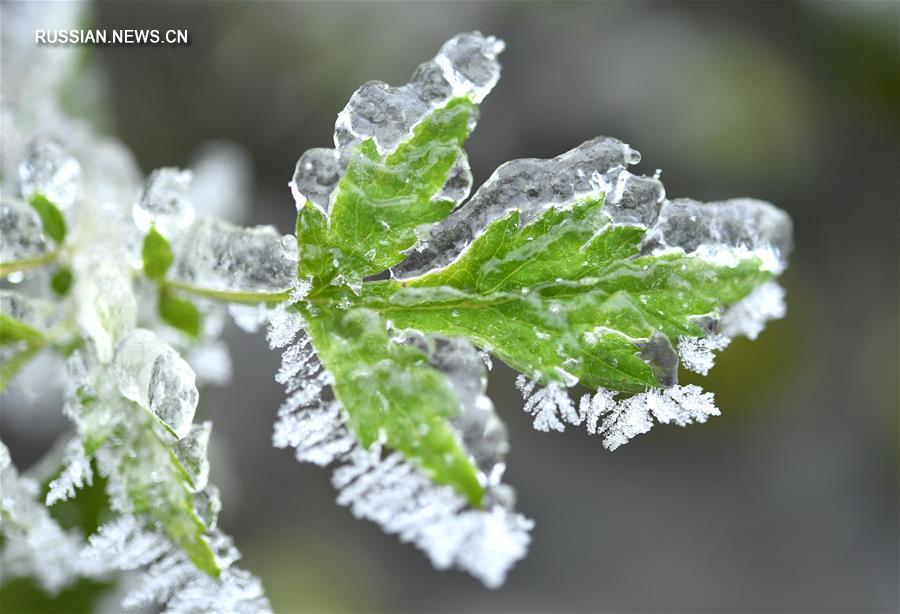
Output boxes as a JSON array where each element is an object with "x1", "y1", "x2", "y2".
[
  {"x1": 677, "y1": 334, "x2": 731, "y2": 376},
  {"x1": 516, "y1": 375, "x2": 581, "y2": 432},
  {"x1": 719, "y1": 280, "x2": 786, "y2": 340},
  {"x1": 0, "y1": 444, "x2": 83, "y2": 593},
  {"x1": 112, "y1": 329, "x2": 199, "y2": 439},
  {"x1": 291, "y1": 32, "x2": 502, "y2": 210},
  {"x1": 0, "y1": 199, "x2": 51, "y2": 263},
  {"x1": 81, "y1": 516, "x2": 271, "y2": 613},
  {"x1": 133, "y1": 167, "x2": 195, "y2": 237},
  {"x1": 46, "y1": 439, "x2": 93, "y2": 505},
  {"x1": 272, "y1": 329, "x2": 532, "y2": 587},
  {"x1": 518, "y1": 378, "x2": 720, "y2": 451},
  {"x1": 172, "y1": 218, "x2": 297, "y2": 294},
  {"x1": 18, "y1": 138, "x2": 83, "y2": 211}
]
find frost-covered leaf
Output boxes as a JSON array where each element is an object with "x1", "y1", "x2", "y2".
[
  {"x1": 0, "y1": 199, "x2": 51, "y2": 265},
  {"x1": 302, "y1": 306, "x2": 484, "y2": 505},
  {"x1": 28, "y1": 193, "x2": 67, "y2": 245},
  {"x1": 142, "y1": 225, "x2": 174, "y2": 281},
  {"x1": 271, "y1": 329, "x2": 531, "y2": 587},
  {"x1": 18, "y1": 138, "x2": 83, "y2": 212}
]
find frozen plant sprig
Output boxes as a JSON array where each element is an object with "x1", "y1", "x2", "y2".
[{"x1": 0, "y1": 27, "x2": 792, "y2": 604}]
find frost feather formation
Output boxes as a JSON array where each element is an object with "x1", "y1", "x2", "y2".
[{"x1": 270, "y1": 317, "x2": 532, "y2": 588}]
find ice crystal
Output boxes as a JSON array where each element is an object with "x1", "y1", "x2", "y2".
[
  {"x1": 518, "y1": 377, "x2": 720, "y2": 451},
  {"x1": 0, "y1": 444, "x2": 84, "y2": 593},
  {"x1": 112, "y1": 329, "x2": 199, "y2": 439},
  {"x1": 81, "y1": 516, "x2": 271, "y2": 613},
  {"x1": 0, "y1": 199, "x2": 51, "y2": 264},
  {"x1": 133, "y1": 167, "x2": 195, "y2": 237},
  {"x1": 172, "y1": 218, "x2": 297, "y2": 294},
  {"x1": 516, "y1": 375, "x2": 581, "y2": 432},
  {"x1": 719, "y1": 280, "x2": 787, "y2": 340},
  {"x1": 18, "y1": 138, "x2": 83, "y2": 211},
  {"x1": 397, "y1": 136, "x2": 644, "y2": 277},
  {"x1": 174, "y1": 421, "x2": 212, "y2": 492},
  {"x1": 45, "y1": 439, "x2": 93, "y2": 505},
  {"x1": 677, "y1": 334, "x2": 731, "y2": 376},
  {"x1": 642, "y1": 198, "x2": 792, "y2": 274}
]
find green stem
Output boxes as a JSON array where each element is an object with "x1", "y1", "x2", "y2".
[
  {"x1": 0, "y1": 341, "x2": 45, "y2": 390},
  {"x1": 164, "y1": 279, "x2": 291, "y2": 305},
  {"x1": 0, "y1": 251, "x2": 59, "y2": 278}
]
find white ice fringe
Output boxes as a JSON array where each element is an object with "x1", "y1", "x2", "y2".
[
  {"x1": 80, "y1": 515, "x2": 270, "y2": 613},
  {"x1": 45, "y1": 439, "x2": 93, "y2": 506},
  {"x1": 677, "y1": 280, "x2": 786, "y2": 375},
  {"x1": 272, "y1": 326, "x2": 533, "y2": 588},
  {"x1": 518, "y1": 377, "x2": 719, "y2": 451}
]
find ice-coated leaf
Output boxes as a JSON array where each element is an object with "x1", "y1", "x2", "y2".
[
  {"x1": 171, "y1": 217, "x2": 297, "y2": 295},
  {"x1": 134, "y1": 168, "x2": 195, "y2": 237},
  {"x1": 359, "y1": 193, "x2": 772, "y2": 393},
  {"x1": 0, "y1": 199, "x2": 51, "y2": 265},
  {"x1": 292, "y1": 32, "x2": 504, "y2": 283},
  {"x1": 142, "y1": 225, "x2": 174, "y2": 281},
  {"x1": 301, "y1": 306, "x2": 485, "y2": 505},
  {"x1": 112, "y1": 329, "x2": 199, "y2": 439},
  {"x1": 320, "y1": 97, "x2": 477, "y2": 279},
  {"x1": 17, "y1": 138, "x2": 83, "y2": 212},
  {"x1": 28, "y1": 193, "x2": 67, "y2": 245}
]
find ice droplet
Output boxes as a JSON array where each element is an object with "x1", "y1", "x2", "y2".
[
  {"x1": 133, "y1": 167, "x2": 195, "y2": 237},
  {"x1": 18, "y1": 138, "x2": 83, "y2": 211},
  {"x1": 112, "y1": 329, "x2": 198, "y2": 439},
  {"x1": 171, "y1": 218, "x2": 297, "y2": 294},
  {"x1": 0, "y1": 199, "x2": 51, "y2": 263}
]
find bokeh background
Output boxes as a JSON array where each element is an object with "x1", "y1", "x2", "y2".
[{"x1": 2, "y1": 1, "x2": 897, "y2": 612}]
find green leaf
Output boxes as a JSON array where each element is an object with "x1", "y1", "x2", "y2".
[
  {"x1": 159, "y1": 288, "x2": 202, "y2": 338},
  {"x1": 28, "y1": 193, "x2": 67, "y2": 245},
  {"x1": 50, "y1": 266, "x2": 74, "y2": 296},
  {"x1": 142, "y1": 225, "x2": 173, "y2": 281},
  {"x1": 302, "y1": 305, "x2": 484, "y2": 506},
  {"x1": 300, "y1": 97, "x2": 475, "y2": 284},
  {"x1": 357, "y1": 196, "x2": 772, "y2": 394}
]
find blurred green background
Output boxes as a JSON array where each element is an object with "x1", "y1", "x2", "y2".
[{"x1": 2, "y1": 1, "x2": 897, "y2": 612}]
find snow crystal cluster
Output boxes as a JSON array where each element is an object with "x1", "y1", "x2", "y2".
[
  {"x1": 290, "y1": 32, "x2": 504, "y2": 212},
  {"x1": 270, "y1": 316, "x2": 532, "y2": 588},
  {"x1": 517, "y1": 376, "x2": 719, "y2": 451}
]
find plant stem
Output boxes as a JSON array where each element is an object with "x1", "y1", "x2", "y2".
[
  {"x1": 0, "y1": 251, "x2": 59, "y2": 278},
  {"x1": 164, "y1": 280, "x2": 291, "y2": 305}
]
